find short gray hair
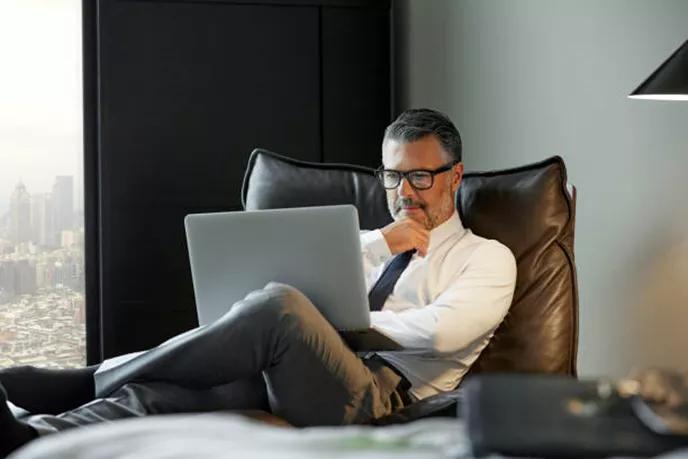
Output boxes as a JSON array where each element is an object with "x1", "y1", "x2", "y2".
[{"x1": 383, "y1": 108, "x2": 462, "y2": 162}]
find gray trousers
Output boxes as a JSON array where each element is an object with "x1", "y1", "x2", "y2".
[{"x1": 23, "y1": 283, "x2": 405, "y2": 434}]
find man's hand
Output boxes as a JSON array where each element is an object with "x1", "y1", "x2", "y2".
[{"x1": 381, "y1": 218, "x2": 430, "y2": 257}]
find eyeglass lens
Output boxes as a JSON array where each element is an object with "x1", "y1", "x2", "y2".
[{"x1": 381, "y1": 171, "x2": 433, "y2": 189}]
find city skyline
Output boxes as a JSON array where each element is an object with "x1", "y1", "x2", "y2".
[
  {"x1": 0, "y1": 173, "x2": 85, "y2": 369},
  {"x1": 1, "y1": 177, "x2": 83, "y2": 219},
  {"x1": 4, "y1": 175, "x2": 80, "y2": 247}
]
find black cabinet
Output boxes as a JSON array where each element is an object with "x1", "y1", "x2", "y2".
[{"x1": 84, "y1": 0, "x2": 393, "y2": 360}]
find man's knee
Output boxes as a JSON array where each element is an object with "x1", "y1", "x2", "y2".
[
  {"x1": 231, "y1": 282, "x2": 316, "y2": 322},
  {"x1": 261, "y1": 282, "x2": 317, "y2": 319}
]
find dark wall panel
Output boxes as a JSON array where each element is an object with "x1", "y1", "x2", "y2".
[
  {"x1": 98, "y1": 0, "x2": 320, "y2": 357},
  {"x1": 99, "y1": 1, "x2": 321, "y2": 209},
  {"x1": 321, "y1": 6, "x2": 392, "y2": 168}
]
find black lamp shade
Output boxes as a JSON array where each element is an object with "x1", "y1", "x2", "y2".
[{"x1": 629, "y1": 39, "x2": 688, "y2": 101}]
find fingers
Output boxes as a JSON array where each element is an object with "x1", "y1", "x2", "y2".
[
  {"x1": 416, "y1": 245, "x2": 428, "y2": 258},
  {"x1": 411, "y1": 226, "x2": 430, "y2": 257}
]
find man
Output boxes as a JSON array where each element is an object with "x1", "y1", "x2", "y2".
[{"x1": 0, "y1": 108, "x2": 516, "y2": 457}]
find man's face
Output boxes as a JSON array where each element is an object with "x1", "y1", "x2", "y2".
[{"x1": 382, "y1": 136, "x2": 463, "y2": 230}]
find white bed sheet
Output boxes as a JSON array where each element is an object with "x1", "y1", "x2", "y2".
[
  {"x1": 9, "y1": 414, "x2": 468, "y2": 459},
  {"x1": 10, "y1": 412, "x2": 688, "y2": 459}
]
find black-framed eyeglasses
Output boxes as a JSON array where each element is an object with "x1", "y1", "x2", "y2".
[{"x1": 375, "y1": 161, "x2": 458, "y2": 190}]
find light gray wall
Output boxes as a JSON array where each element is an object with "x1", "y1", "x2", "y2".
[{"x1": 396, "y1": 0, "x2": 688, "y2": 378}]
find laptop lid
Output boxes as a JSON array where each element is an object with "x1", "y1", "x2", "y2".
[{"x1": 184, "y1": 205, "x2": 371, "y2": 330}]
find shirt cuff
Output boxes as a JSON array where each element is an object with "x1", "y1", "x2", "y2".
[{"x1": 360, "y1": 229, "x2": 393, "y2": 264}]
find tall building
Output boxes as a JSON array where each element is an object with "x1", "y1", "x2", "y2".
[
  {"x1": 31, "y1": 193, "x2": 53, "y2": 247},
  {"x1": 0, "y1": 260, "x2": 36, "y2": 296},
  {"x1": 0, "y1": 211, "x2": 9, "y2": 234},
  {"x1": 35, "y1": 262, "x2": 52, "y2": 289},
  {"x1": 53, "y1": 260, "x2": 70, "y2": 287},
  {"x1": 52, "y1": 176, "x2": 74, "y2": 246},
  {"x1": 10, "y1": 182, "x2": 31, "y2": 246},
  {"x1": 0, "y1": 260, "x2": 16, "y2": 295},
  {"x1": 15, "y1": 259, "x2": 36, "y2": 295}
]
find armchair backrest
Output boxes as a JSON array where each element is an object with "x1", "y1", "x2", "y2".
[{"x1": 242, "y1": 149, "x2": 578, "y2": 377}]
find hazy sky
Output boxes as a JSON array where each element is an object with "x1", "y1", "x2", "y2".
[{"x1": 0, "y1": 0, "x2": 83, "y2": 215}]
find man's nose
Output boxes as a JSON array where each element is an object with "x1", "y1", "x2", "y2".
[{"x1": 397, "y1": 176, "x2": 415, "y2": 197}]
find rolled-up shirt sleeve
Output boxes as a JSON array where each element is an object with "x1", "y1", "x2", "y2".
[{"x1": 370, "y1": 241, "x2": 517, "y2": 355}]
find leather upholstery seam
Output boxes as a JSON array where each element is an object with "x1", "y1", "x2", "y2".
[{"x1": 555, "y1": 239, "x2": 579, "y2": 377}]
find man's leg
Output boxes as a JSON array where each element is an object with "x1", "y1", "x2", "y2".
[
  {"x1": 84, "y1": 283, "x2": 397, "y2": 426},
  {"x1": 23, "y1": 377, "x2": 267, "y2": 433},
  {"x1": 0, "y1": 383, "x2": 37, "y2": 458},
  {"x1": 0, "y1": 365, "x2": 98, "y2": 414}
]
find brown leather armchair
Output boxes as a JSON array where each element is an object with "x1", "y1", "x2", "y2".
[{"x1": 242, "y1": 149, "x2": 579, "y2": 424}]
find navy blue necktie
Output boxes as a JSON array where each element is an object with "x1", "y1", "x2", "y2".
[{"x1": 368, "y1": 250, "x2": 415, "y2": 311}]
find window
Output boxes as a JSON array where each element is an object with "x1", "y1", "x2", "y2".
[{"x1": 0, "y1": 0, "x2": 85, "y2": 369}]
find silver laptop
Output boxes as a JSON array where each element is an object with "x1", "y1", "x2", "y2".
[{"x1": 184, "y1": 205, "x2": 402, "y2": 351}]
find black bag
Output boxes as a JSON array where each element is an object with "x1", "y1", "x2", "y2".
[{"x1": 462, "y1": 373, "x2": 688, "y2": 458}]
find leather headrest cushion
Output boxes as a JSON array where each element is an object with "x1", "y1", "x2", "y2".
[
  {"x1": 242, "y1": 149, "x2": 393, "y2": 230},
  {"x1": 459, "y1": 157, "x2": 577, "y2": 376}
]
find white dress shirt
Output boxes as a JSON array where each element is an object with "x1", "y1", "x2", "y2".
[{"x1": 359, "y1": 211, "x2": 517, "y2": 401}]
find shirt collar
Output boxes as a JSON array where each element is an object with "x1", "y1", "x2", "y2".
[{"x1": 428, "y1": 211, "x2": 465, "y2": 252}]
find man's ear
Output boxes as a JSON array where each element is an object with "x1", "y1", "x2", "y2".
[{"x1": 451, "y1": 162, "x2": 464, "y2": 194}]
